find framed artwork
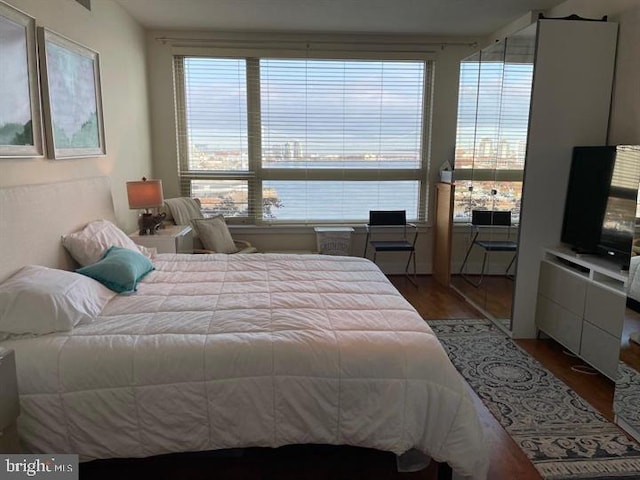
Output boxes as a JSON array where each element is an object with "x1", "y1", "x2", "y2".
[
  {"x1": 0, "y1": 1, "x2": 43, "y2": 157},
  {"x1": 38, "y1": 27, "x2": 106, "y2": 159}
]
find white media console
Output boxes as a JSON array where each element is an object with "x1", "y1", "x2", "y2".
[{"x1": 535, "y1": 246, "x2": 627, "y2": 380}]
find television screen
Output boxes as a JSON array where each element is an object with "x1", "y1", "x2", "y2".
[
  {"x1": 599, "y1": 195, "x2": 635, "y2": 257},
  {"x1": 561, "y1": 146, "x2": 615, "y2": 254},
  {"x1": 597, "y1": 145, "x2": 640, "y2": 268}
]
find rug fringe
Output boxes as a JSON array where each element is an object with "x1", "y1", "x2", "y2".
[{"x1": 537, "y1": 458, "x2": 640, "y2": 477}]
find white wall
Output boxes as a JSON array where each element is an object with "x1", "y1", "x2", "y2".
[
  {"x1": 545, "y1": 0, "x2": 640, "y2": 146},
  {"x1": 1, "y1": 0, "x2": 152, "y2": 233}
]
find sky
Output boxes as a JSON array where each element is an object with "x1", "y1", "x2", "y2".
[{"x1": 184, "y1": 57, "x2": 424, "y2": 156}]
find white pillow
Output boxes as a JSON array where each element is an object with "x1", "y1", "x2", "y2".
[
  {"x1": 191, "y1": 215, "x2": 238, "y2": 254},
  {"x1": 62, "y1": 219, "x2": 147, "y2": 266},
  {"x1": 0, "y1": 265, "x2": 116, "y2": 336}
]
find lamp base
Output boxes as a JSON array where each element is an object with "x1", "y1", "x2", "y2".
[{"x1": 138, "y1": 212, "x2": 166, "y2": 235}]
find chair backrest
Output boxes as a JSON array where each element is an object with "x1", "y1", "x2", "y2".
[
  {"x1": 368, "y1": 210, "x2": 407, "y2": 226},
  {"x1": 471, "y1": 210, "x2": 511, "y2": 227},
  {"x1": 163, "y1": 197, "x2": 204, "y2": 225}
]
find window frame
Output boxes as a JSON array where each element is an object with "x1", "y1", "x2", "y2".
[{"x1": 174, "y1": 50, "x2": 434, "y2": 225}]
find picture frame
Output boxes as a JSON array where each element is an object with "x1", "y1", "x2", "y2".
[
  {"x1": 38, "y1": 27, "x2": 106, "y2": 159},
  {"x1": 0, "y1": 1, "x2": 43, "y2": 157}
]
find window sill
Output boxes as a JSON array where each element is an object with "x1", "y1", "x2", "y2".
[{"x1": 228, "y1": 223, "x2": 432, "y2": 235}]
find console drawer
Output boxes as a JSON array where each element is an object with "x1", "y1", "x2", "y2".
[
  {"x1": 584, "y1": 282, "x2": 625, "y2": 337},
  {"x1": 580, "y1": 320, "x2": 620, "y2": 380},
  {"x1": 538, "y1": 260, "x2": 587, "y2": 317},
  {"x1": 536, "y1": 294, "x2": 582, "y2": 354}
]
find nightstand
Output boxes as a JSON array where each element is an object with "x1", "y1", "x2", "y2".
[
  {"x1": 129, "y1": 225, "x2": 194, "y2": 254},
  {"x1": 0, "y1": 348, "x2": 21, "y2": 453}
]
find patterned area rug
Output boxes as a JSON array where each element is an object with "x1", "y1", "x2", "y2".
[
  {"x1": 428, "y1": 318, "x2": 640, "y2": 480},
  {"x1": 614, "y1": 362, "x2": 640, "y2": 436}
]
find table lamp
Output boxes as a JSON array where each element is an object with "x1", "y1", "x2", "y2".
[{"x1": 126, "y1": 177, "x2": 165, "y2": 235}]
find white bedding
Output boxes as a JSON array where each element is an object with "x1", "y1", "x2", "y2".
[{"x1": 2, "y1": 253, "x2": 488, "y2": 479}]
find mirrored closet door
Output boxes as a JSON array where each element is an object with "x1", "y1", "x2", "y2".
[{"x1": 450, "y1": 25, "x2": 535, "y2": 331}]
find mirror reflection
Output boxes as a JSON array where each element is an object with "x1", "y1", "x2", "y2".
[
  {"x1": 449, "y1": 25, "x2": 535, "y2": 330},
  {"x1": 617, "y1": 307, "x2": 640, "y2": 441},
  {"x1": 617, "y1": 146, "x2": 640, "y2": 440}
]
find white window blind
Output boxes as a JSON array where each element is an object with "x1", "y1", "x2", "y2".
[
  {"x1": 500, "y1": 37, "x2": 535, "y2": 171},
  {"x1": 453, "y1": 51, "x2": 480, "y2": 172},
  {"x1": 176, "y1": 58, "x2": 252, "y2": 217},
  {"x1": 175, "y1": 56, "x2": 431, "y2": 223}
]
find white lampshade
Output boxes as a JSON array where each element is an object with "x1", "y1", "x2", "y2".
[{"x1": 126, "y1": 178, "x2": 164, "y2": 210}]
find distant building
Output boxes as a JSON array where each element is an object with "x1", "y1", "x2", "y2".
[{"x1": 283, "y1": 140, "x2": 302, "y2": 160}]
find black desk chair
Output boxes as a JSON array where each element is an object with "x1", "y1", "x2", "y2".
[
  {"x1": 364, "y1": 210, "x2": 418, "y2": 285},
  {"x1": 459, "y1": 210, "x2": 517, "y2": 287}
]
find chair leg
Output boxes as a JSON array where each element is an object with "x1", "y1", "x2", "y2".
[
  {"x1": 459, "y1": 240, "x2": 482, "y2": 287},
  {"x1": 505, "y1": 252, "x2": 517, "y2": 278},
  {"x1": 477, "y1": 251, "x2": 488, "y2": 286},
  {"x1": 363, "y1": 230, "x2": 371, "y2": 258},
  {"x1": 458, "y1": 241, "x2": 474, "y2": 275},
  {"x1": 461, "y1": 250, "x2": 487, "y2": 288},
  {"x1": 404, "y1": 250, "x2": 417, "y2": 286},
  {"x1": 413, "y1": 249, "x2": 417, "y2": 283}
]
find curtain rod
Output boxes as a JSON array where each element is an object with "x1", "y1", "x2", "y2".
[{"x1": 155, "y1": 36, "x2": 478, "y2": 50}]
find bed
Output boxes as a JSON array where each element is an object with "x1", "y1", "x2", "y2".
[{"x1": 0, "y1": 177, "x2": 489, "y2": 480}]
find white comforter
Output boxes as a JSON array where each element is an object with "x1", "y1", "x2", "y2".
[{"x1": 3, "y1": 254, "x2": 488, "y2": 479}]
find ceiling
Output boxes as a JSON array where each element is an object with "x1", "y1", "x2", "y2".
[{"x1": 114, "y1": 0, "x2": 567, "y2": 37}]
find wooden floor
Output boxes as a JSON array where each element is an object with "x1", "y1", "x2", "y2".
[
  {"x1": 449, "y1": 274, "x2": 514, "y2": 321},
  {"x1": 82, "y1": 275, "x2": 623, "y2": 480}
]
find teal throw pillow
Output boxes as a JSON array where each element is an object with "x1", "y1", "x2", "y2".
[{"x1": 76, "y1": 245, "x2": 154, "y2": 294}]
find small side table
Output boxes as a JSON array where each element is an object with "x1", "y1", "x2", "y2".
[
  {"x1": 314, "y1": 227, "x2": 354, "y2": 256},
  {"x1": 129, "y1": 224, "x2": 193, "y2": 254}
]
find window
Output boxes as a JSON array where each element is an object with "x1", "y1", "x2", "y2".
[
  {"x1": 175, "y1": 56, "x2": 431, "y2": 223},
  {"x1": 453, "y1": 37, "x2": 534, "y2": 222}
]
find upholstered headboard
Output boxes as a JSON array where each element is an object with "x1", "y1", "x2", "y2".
[{"x1": 0, "y1": 176, "x2": 116, "y2": 282}]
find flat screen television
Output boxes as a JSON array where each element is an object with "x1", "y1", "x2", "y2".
[
  {"x1": 561, "y1": 145, "x2": 640, "y2": 269},
  {"x1": 561, "y1": 146, "x2": 616, "y2": 255}
]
